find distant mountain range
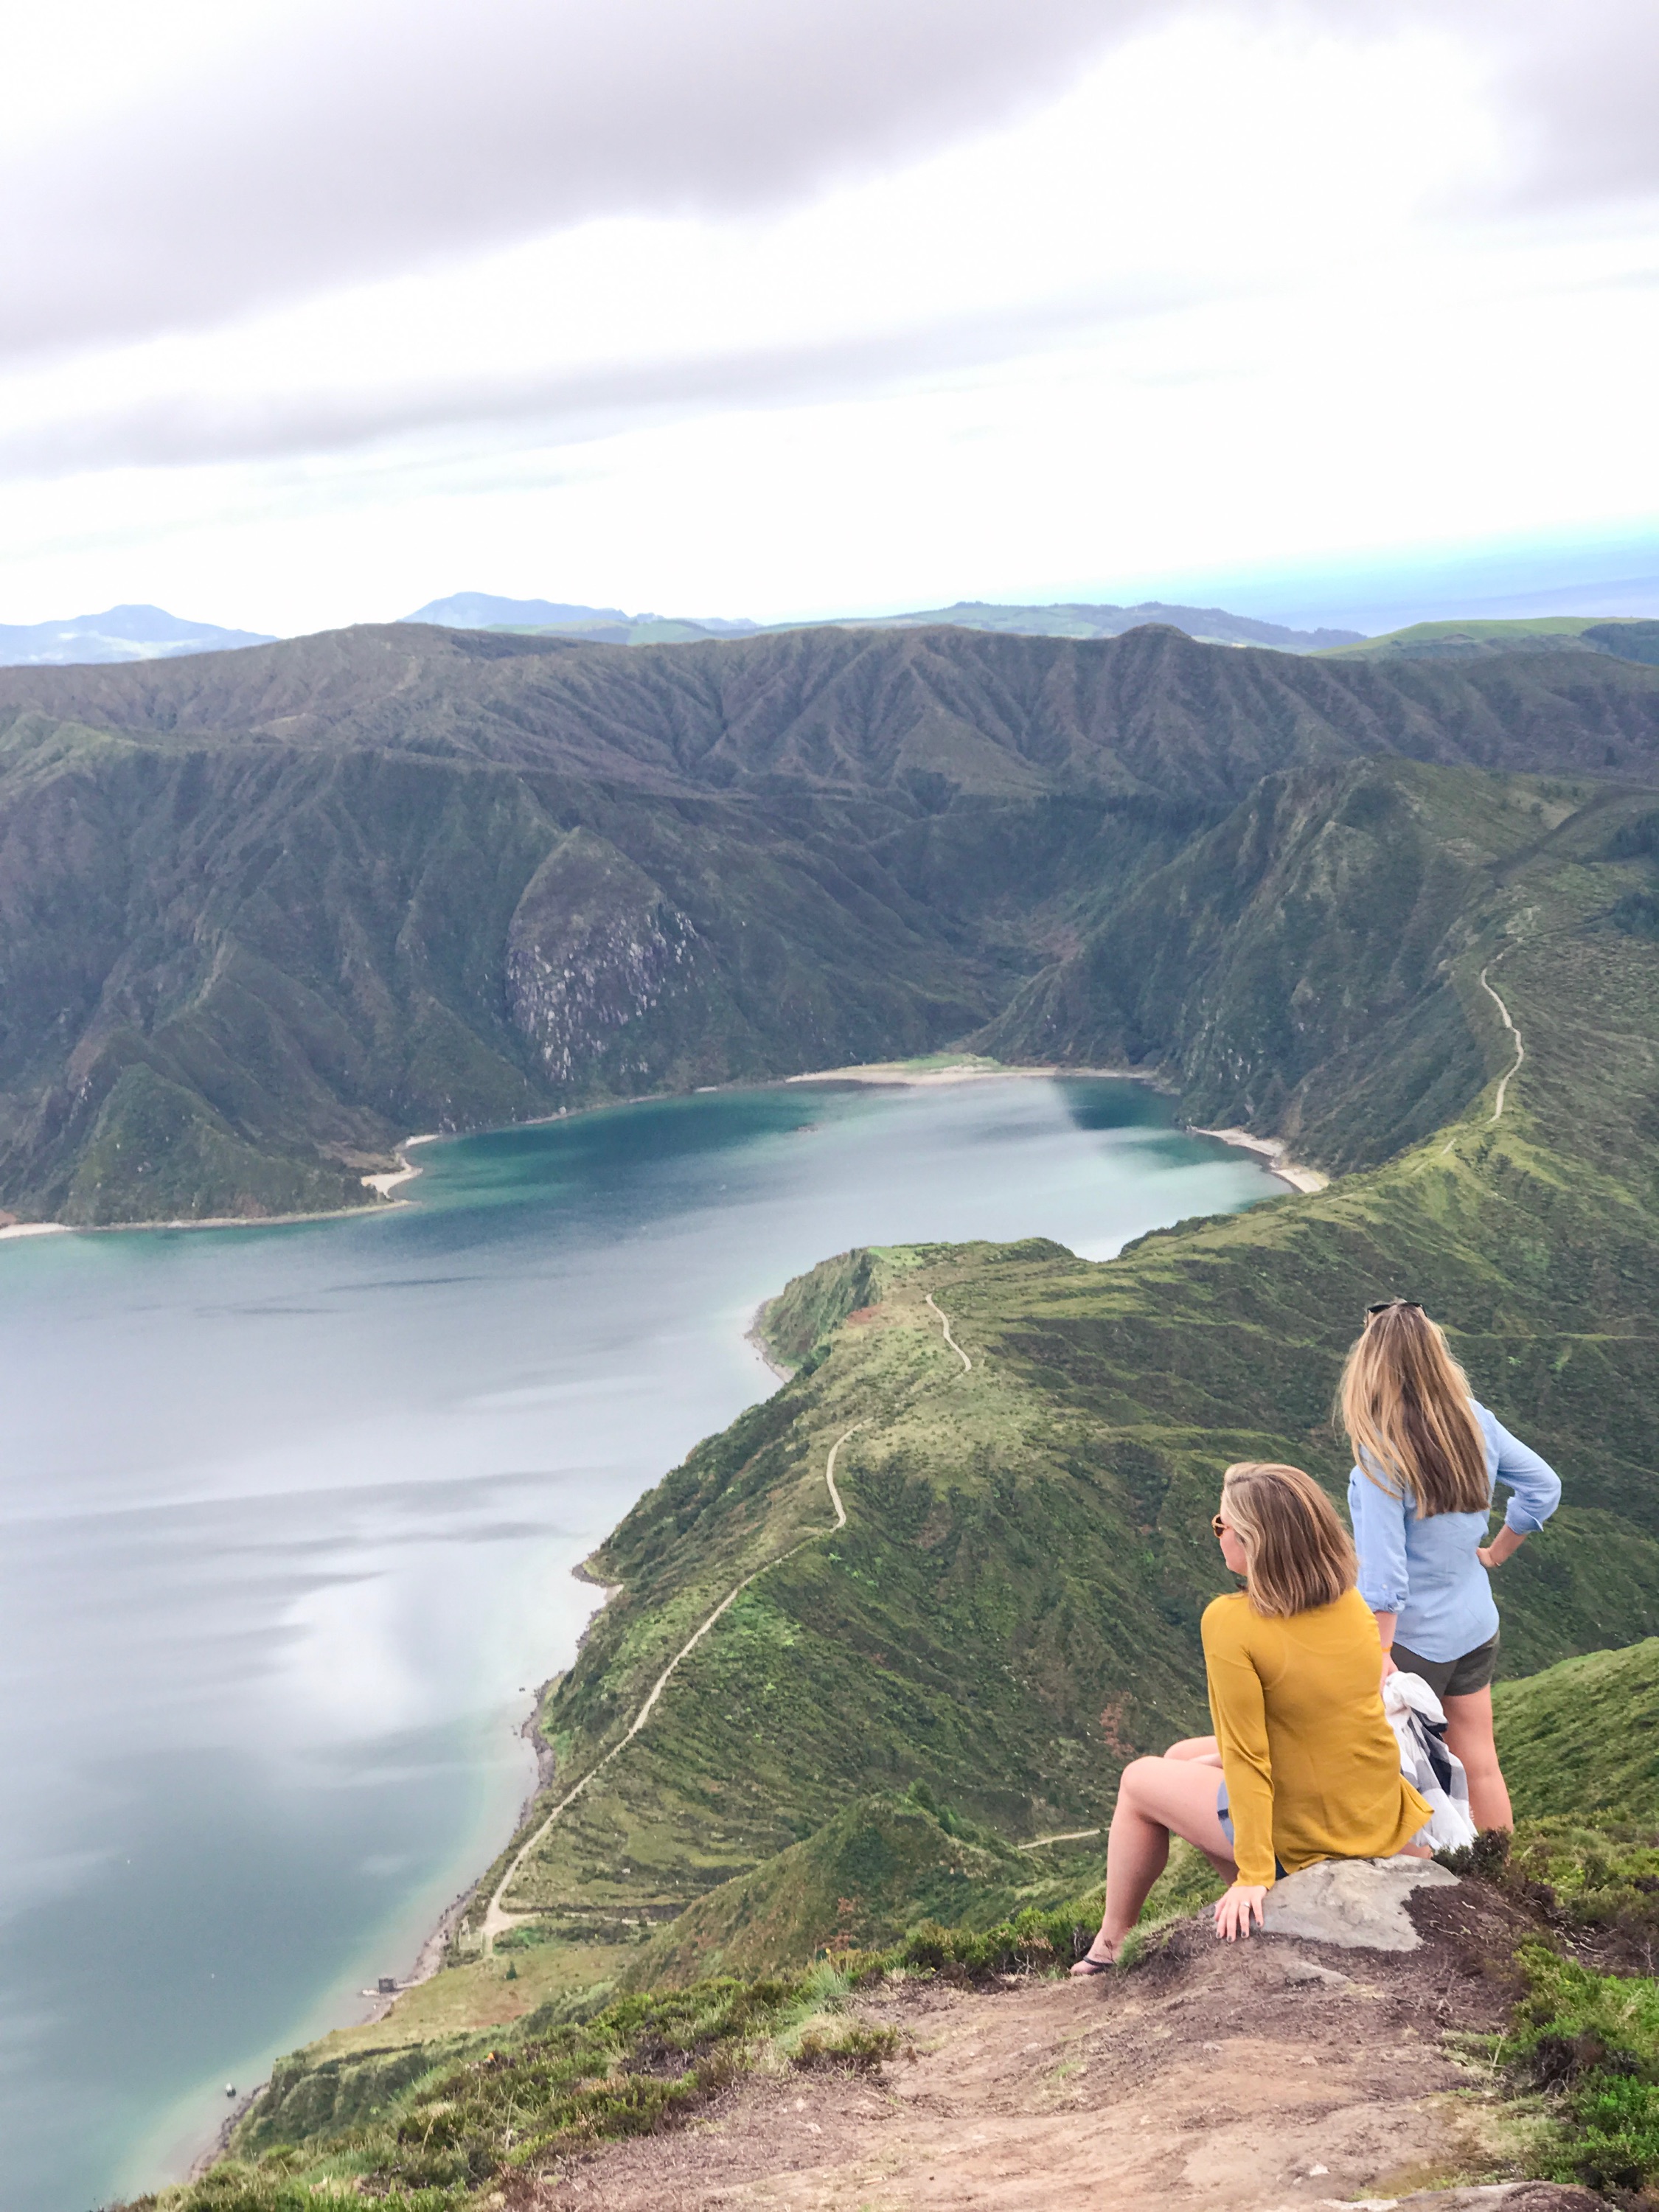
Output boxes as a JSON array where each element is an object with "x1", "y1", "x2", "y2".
[
  {"x1": 10, "y1": 595, "x2": 1659, "y2": 674},
  {"x1": 841, "y1": 599, "x2": 1366, "y2": 650},
  {"x1": 0, "y1": 603, "x2": 275, "y2": 667},
  {"x1": 401, "y1": 592, "x2": 1363, "y2": 653},
  {"x1": 403, "y1": 593, "x2": 763, "y2": 645}
]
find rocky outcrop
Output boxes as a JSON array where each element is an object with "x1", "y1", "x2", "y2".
[
  {"x1": 1262, "y1": 1854, "x2": 1460, "y2": 1952},
  {"x1": 504, "y1": 828, "x2": 702, "y2": 1085}
]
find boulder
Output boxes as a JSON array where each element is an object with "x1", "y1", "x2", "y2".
[{"x1": 1262, "y1": 1854, "x2": 1459, "y2": 1952}]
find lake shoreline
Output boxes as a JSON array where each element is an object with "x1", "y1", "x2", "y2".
[
  {"x1": 1186, "y1": 1124, "x2": 1329, "y2": 1194},
  {"x1": 83, "y1": 1066, "x2": 1295, "y2": 2199},
  {"x1": 0, "y1": 1134, "x2": 442, "y2": 1241},
  {"x1": 0, "y1": 1060, "x2": 1164, "y2": 1240}
]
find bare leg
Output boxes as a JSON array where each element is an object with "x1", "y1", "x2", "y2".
[
  {"x1": 1163, "y1": 1736, "x2": 1222, "y2": 1764},
  {"x1": 1072, "y1": 1756, "x2": 1236, "y2": 1971},
  {"x1": 1444, "y1": 1686, "x2": 1513, "y2": 1830}
]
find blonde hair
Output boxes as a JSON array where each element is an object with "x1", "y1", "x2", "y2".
[
  {"x1": 1221, "y1": 1461, "x2": 1356, "y2": 1617},
  {"x1": 1338, "y1": 1301, "x2": 1489, "y2": 1517}
]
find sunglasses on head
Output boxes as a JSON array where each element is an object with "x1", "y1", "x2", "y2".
[
  {"x1": 1366, "y1": 1298, "x2": 1424, "y2": 1316},
  {"x1": 1211, "y1": 1514, "x2": 1228, "y2": 1537}
]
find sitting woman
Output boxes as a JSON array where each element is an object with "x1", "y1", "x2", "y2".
[{"x1": 1073, "y1": 1461, "x2": 1430, "y2": 1972}]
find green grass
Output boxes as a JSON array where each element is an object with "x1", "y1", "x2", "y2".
[
  {"x1": 3, "y1": 622, "x2": 1657, "y2": 1219},
  {"x1": 614, "y1": 1784, "x2": 1056, "y2": 1989},
  {"x1": 1506, "y1": 1946, "x2": 1659, "y2": 2197},
  {"x1": 426, "y1": 759, "x2": 1659, "y2": 1991},
  {"x1": 118, "y1": 1905, "x2": 1115, "y2": 2209},
  {"x1": 1497, "y1": 1638, "x2": 1659, "y2": 1824},
  {"x1": 90, "y1": 714, "x2": 1659, "y2": 2200},
  {"x1": 1318, "y1": 616, "x2": 1643, "y2": 658}
]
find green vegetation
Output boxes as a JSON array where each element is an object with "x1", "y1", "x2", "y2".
[
  {"x1": 123, "y1": 1969, "x2": 889, "y2": 2210},
  {"x1": 1318, "y1": 614, "x2": 1655, "y2": 661},
  {"x1": 125, "y1": 1905, "x2": 1133, "y2": 2210},
  {"x1": 1496, "y1": 1637, "x2": 1659, "y2": 1823},
  {"x1": 613, "y1": 1784, "x2": 1077, "y2": 1989},
  {"x1": 1505, "y1": 1945, "x2": 1659, "y2": 2198},
  {"x1": 2, "y1": 619, "x2": 1657, "y2": 1219},
  {"x1": 27, "y1": 611, "x2": 1659, "y2": 2205}
]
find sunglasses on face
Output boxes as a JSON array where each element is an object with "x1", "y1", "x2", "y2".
[{"x1": 1366, "y1": 1298, "x2": 1424, "y2": 1316}]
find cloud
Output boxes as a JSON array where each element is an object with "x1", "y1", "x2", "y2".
[
  {"x1": 1329, "y1": 0, "x2": 1659, "y2": 212},
  {"x1": 1478, "y1": 0, "x2": 1659, "y2": 209},
  {"x1": 13, "y1": 0, "x2": 1654, "y2": 371},
  {"x1": 0, "y1": 0, "x2": 1148, "y2": 361},
  {"x1": 0, "y1": 282, "x2": 1200, "y2": 481}
]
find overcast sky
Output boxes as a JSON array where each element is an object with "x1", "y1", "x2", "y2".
[{"x1": 1, "y1": 0, "x2": 1656, "y2": 633}]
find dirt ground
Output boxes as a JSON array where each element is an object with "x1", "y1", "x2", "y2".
[{"x1": 505, "y1": 1880, "x2": 1602, "y2": 2212}]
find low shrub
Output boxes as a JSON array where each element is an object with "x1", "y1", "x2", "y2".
[{"x1": 1507, "y1": 1944, "x2": 1659, "y2": 2197}]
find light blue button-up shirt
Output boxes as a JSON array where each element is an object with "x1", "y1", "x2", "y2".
[{"x1": 1348, "y1": 1403, "x2": 1561, "y2": 1665}]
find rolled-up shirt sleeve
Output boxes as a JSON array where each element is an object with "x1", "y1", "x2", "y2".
[
  {"x1": 1349, "y1": 1464, "x2": 1408, "y2": 1613},
  {"x1": 1487, "y1": 1413, "x2": 1562, "y2": 1534}
]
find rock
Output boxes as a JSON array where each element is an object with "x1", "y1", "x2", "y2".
[
  {"x1": 1262, "y1": 1855, "x2": 1458, "y2": 1952},
  {"x1": 1277, "y1": 1950, "x2": 1352, "y2": 1986}
]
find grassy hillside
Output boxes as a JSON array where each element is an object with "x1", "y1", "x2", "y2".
[
  {"x1": 421, "y1": 760, "x2": 1659, "y2": 1970},
  {"x1": 3, "y1": 622, "x2": 1659, "y2": 1220},
  {"x1": 118, "y1": 742, "x2": 1659, "y2": 2205},
  {"x1": 1497, "y1": 1638, "x2": 1659, "y2": 1823},
  {"x1": 1319, "y1": 615, "x2": 1655, "y2": 661}
]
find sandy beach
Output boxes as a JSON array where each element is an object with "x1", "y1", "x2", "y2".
[
  {"x1": 1189, "y1": 1124, "x2": 1329, "y2": 1194},
  {"x1": 785, "y1": 1057, "x2": 1152, "y2": 1089}
]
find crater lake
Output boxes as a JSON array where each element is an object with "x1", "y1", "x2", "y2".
[{"x1": 0, "y1": 1074, "x2": 1283, "y2": 2212}]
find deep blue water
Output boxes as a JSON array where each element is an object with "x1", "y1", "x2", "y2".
[{"x1": 0, "y1": 1076, "x2": 1280, "y2": 2211}]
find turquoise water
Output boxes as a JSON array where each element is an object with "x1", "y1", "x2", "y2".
[{"x1": 0, "y1": 1076, "x2": 1279, "y2": 2211}]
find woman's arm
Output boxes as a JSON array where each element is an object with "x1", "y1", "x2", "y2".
[
  {"x1": 1203, "y1": 1604, "x2": 1276, "y2": 1892},
  {"x1": 1349, "y1": 1467, "x2": 1410, "y2": 1648},
  {"x1": 1478, "y1": 1523, "x2": 1527, "y2": 1570},
  {"x1": 1485, "y1": 1411, "x2": 1561, "y2": 1535}
]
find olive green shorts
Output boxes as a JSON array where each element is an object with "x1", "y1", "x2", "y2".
[{"x1": 1391, "y1": 1630, "x2": 1500, "y2": 1700}]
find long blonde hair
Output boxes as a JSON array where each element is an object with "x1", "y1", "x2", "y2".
[
  {"x1": 1222, "y1": 1461, "x2": 1356, "y2": 1617},
  {"x1": 1338, "y1": 1301, "x2": 1489, "y2": 1517}
]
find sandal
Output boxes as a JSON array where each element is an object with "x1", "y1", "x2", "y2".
[{"x1": 1069, "y1": 1947, "x2": 1114, "y2": 1976}]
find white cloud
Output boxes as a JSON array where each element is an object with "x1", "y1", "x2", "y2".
[{"x1": 0, "y1": 1, "x2": 1654, "y2": 630}]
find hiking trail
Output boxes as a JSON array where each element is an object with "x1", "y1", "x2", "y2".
[
  {"x1": 1480, "y1": 960, "x2": 1524, "y2": 1121},
  {"x1": 553, "y1": 1868, "x2": 1543, "y2": 2211},
  {"x1": 1444, "y1": 956, "x2": 1526, "y2": 1157},
  {"x1": 484, "y1": 1290, "x2": 971, "y2": 1948}
]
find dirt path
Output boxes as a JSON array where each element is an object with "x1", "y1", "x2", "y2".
[
  {"x1": 538, "y1": 1879, "x2": 1538, "y2": 2211},
  {"x1": 486, "y1": 1290, "x2": 973, "y2": 1948},
  {"x1": 924, "y1": 1292, "x2": 972, "y2": 1372},
  {"x1": 1478, "y1": 961, "x2": 1525, "y2": 1121},
  {"x1": 484, "y1": 1421, "x2": 863, "y2": 1950}
]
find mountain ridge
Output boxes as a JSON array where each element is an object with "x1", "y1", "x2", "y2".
[
  {"x1": 2, "y1": 622, "x2": 1658, "y2": 1223},
  {"x1": 0, "y1": 602, "x2": 276, "y2": 669}
]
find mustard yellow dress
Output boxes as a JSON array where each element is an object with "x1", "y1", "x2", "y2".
[{"x1": 1202, "y1": 1587, "x2": 1431, "y2": 1888}]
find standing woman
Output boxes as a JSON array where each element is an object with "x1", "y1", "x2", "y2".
[{"x1": 1340, "y1": 1299, "x2": 1561, "y2": 1831}]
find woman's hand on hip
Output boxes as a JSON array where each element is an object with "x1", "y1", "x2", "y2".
[{"x1": 1214, "y1": 1883, "x2": 1268, "y2": 1942}]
